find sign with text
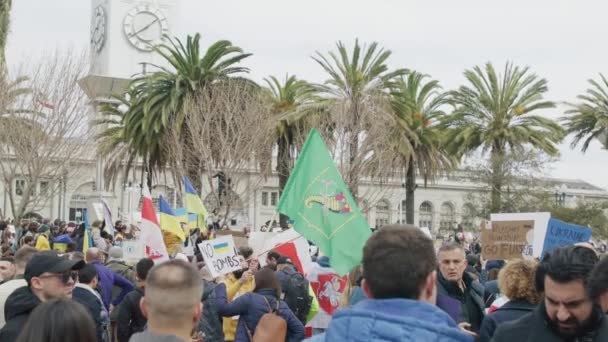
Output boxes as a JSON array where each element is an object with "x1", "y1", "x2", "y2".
[
  {"x1": 491, "y1": 212, "x2": 550, "y2": 258},
  {"x1": 482, "y1": 220, "x2": 534, "y2": 260},
  {"x1": 541, "y1": 218, "x2": 592, "y2": 258},
  {"x1": 198, "y1": 235, "x2": 241, "y2": 278},
  {"x1": 122, "y1": 241, "x2": 145, "y2": 263}
]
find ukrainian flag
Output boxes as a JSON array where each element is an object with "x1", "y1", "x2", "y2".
[
  {"x1": 213, "y1": 242, "x2": 230, "y2": 253},
  {"x1": 82, "y1": 211, "x2": 93, "y2": 253},
  {"x1": 183, "y1": 176, "x2": 209, "y2": 222},
  {"x1": 159, "y1": 195, "x2": 185, "y2": 241}
]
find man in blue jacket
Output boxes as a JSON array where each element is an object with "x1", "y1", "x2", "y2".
[
  {"x1": 85, "y1": 247, "x2": 133, "y2": 311},
  {"x1": 307, "y1": 225, "x2": 472, "y2": 342}
]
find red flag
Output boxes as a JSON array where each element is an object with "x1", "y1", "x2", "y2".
[{"x1": 310, "y1": 273, "x2": 347, "y2": 315}]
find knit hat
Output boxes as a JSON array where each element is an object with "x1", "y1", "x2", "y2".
[
  {"x1": 108, "y1": 246, "x2": 123, "y2": 261},
  {"x1": 39, "y1": 225, "x2": 50, "y2": 233}
]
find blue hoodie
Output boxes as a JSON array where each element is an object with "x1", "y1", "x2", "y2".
[{"x1": 306, "y1": 298, "x2": 473, "y2": 342}]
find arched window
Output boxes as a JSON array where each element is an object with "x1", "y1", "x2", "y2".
[
  {"x1": 440, "y1": 202, "x2": 455, "y2": 230},
  {"x1": 461, "y1": 203, "x2": 476, "y2": 230},
  {"x1": 399, "y1": 200, "x2": 407, "y2": 224},
  {"x1": 419, "y1": 201, "x2": 433, "y2": 229},
  {"x1": 375, "y1": 199, "x2": 391, "y2": 228}
]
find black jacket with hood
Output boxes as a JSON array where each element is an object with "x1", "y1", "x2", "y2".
[
  {"x1": 198, "y1": 279, "x2": 224, "y2": 342},
  {"x1": 0, "y1": 286, "x2": 41, "y2": 341},
  {"x1": 437, "y1": 271, "x2": 485, "y2": 332},
  {"x1": 116, "y1": 286, "x2": 146, "y2": 342}
]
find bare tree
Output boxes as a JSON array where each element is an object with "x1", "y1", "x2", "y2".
[
  {"x1": 166, "y1": 80, "x2": 275, "y2": 227},
  {"x1": 0, "y1": 50, "x2": 91, "y2": 222}
]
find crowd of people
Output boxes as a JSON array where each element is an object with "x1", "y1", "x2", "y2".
[{"x1": 0, "y1": 218, "x2": 605, "y2": 341}]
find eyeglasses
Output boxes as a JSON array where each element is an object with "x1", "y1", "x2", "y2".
[{"x1": 38, "y1": 271, "x2": 78, "y2": 284}]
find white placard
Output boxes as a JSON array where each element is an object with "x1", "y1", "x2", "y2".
[
  {"x1": 122, "y1": 241, "x2": 145, "y2": 263},
  {"x1": 198, "y1": 235, "x2": 241, "y2": 278}
]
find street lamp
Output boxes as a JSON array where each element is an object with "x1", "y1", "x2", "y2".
[{"x1": 554, "y1": 184, "x2": 567, "y2": 206}]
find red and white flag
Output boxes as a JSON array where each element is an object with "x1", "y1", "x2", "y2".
[
  {"x1": 256, "y1": 229, "x2": 312, "y2": 275},
  {"x1": 306, "y1": 262, "x2": 348, "y2": 329},
  {"x1": 139, "y1": 185, "x2": 169, "y2": 263}
]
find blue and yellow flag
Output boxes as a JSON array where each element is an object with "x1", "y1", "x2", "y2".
[
  {"x1": 159, "y1": 195, "x2": 185, "y2": 241},
  {"x1": 82, "y1": 210, "x2": 93, "y2": 253},
  {"x1": 183, "y1": 176, "x2": 209, "y2": 224}
]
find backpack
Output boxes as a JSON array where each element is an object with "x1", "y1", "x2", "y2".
[
  {"x1": 245, "y1": 297, "x2": 287, "y2": 342},
  {"x1": 283, "y1": 272, "x2": 312, "y2": 324}
]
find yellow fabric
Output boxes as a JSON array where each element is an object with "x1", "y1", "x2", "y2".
[
  {"x1": 306, "y1": 283, "x2": 320, "y2": 323},
  {"x1": 35, "y1": 234, "x2": 50, "y2": 251},
  {"x1": 222, "y1": 273, "x2": 255, "y2": 341},
  {"x1": 162, "y1": 231, "x2": 182, "y2": 256}
]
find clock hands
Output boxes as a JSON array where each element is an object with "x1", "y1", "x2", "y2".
[{"x1": 129, "y1": 18, "x2": 160, "y2": 38}]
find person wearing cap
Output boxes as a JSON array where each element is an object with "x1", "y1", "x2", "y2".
[
  {"x1": 85, "y1": 247, "x2": 133, "y2": 311},
  {"x1": 0, "y1": 250, "x2": 85, "y2": 341}
]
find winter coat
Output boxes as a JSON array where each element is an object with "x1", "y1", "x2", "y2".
[
  {"x1": 0, "y1": 277, "x2": 26, "y2": 328},
  {"x1": 73, "y1": 284, "x2": 105, "y2": 342},
  {"x1": 436, "y1": 271, "x2": 485, "y2": 332},
  {"x1": 91, "y1": 261, "x2": 133, "y2": 310},
  {"x1": 492, "y1": 302, "x2": 608, "y2": 342},
  {"x1": 198, "y1": 280, "x2": 224, "y2": 342},
  {"x1": 216, "y1": 284, "x2": 305, "y2": 342},
  {"x1": 221, "y1": 273, "x2": 255, "y2": 341},
  {"x1": 0, "y1": 286, "x2": 41, "y2": 341},
  {"x1": 479, "y1": 300, "x2": 535, "y2": 342},
  {"x1": 306, "y1": 298, "x2": 473, "y2": 342},
  {"x1": 117, "y1": 287, "x2": 146, "y2": 342},
  {"x1": 34, "y1": 234, "x2": 51, "y2": 251}
]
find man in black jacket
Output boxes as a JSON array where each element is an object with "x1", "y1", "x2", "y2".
[
  {"x1": 588, "y1": 255, "x2": 608, "y2": 313},
  {"x1": 0, "y1": 251, "x2": 85, "y2": 341},
  {"x1": 73, "y1": 264, "x2": 107, "y2": 342},
  {"x1": 198, "y1": 278, "x2": 224, "y2": 342},
  {"x1": 436, "y1": 243, "x2": 485, "y2": 338},
  {"x1": 116, "y1": 257, "x2": 154, "y2": 342},
  {"x1": 493, "y1": 245, "x2": 608, "y2": 342}
]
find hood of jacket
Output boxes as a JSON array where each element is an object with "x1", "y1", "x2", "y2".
[
  {"x1": 321, "y1": 298, "x2": 473, "y2": 342},
  {"x1": 5, "y1": 286, "x2": 41, "y2": 321}
]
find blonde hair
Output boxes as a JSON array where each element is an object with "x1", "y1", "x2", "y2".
[
  {"x1": 339, "y1": 265, "x2": 363, "y2": 308},
  {"x1": 498, "y1": 259, "x2": 541, "y2": 304}
]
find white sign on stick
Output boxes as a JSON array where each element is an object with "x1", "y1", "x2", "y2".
[
  {"x1": 198, "y1": 235, "x2": 241, "y2": 278},
  {"x1": 491, "y1": 212, "x2": 550, "y2": 258},
  {"x1": 122, "y1": 241, "x2": 145, "y2": 263}
]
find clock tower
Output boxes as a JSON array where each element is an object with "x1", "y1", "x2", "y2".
[{"x1": 79, "y1": 0, "x2": 179, "y2": 221}]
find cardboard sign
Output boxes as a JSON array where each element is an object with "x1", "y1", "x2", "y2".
[
  {"x1": 491, "y1": 212, "x2": 550, "y2": 258},
  {"x1": 541, "y1": 218, "x2": 592, "y2": 258},
  {"x1": 198, "y1": 235, "x2": 241, "y2": 278},
  {"x1": 481, "y1": 220, "x2": 534, "y2": 260},
  {"x1": 122, "y1": 241, "x2": 145, "y2": 263}
]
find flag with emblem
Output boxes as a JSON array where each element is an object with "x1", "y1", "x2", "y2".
[{"x1": 277, "y1": 128, "x2": 371, "y2": 275}]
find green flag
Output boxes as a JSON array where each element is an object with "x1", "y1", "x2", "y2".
[{"x1": 277, "y1": 128, "x2": 371, "y2": 275}]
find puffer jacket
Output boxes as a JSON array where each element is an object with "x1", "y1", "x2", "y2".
[
  {"x1": 306, "y1": 298, "x2": 473, "y2": 342},
  {"x1": 0, "y1": 286, "x2": 41, "y2": 341},
  {"x1": 216, "y1": 284, "x2": 305, "y2": 342}
]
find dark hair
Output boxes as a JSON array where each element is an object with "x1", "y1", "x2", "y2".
[
  {"x1": 254, "y1": 268, "x2": 281, "y2": 298},
  {"x1": 267, "y1": 251, "x2": 281, "y2": 261},
  {"x1": 65, "y1": 242, "x2": 77, "y2": 253},
  {"x1": 488, "y1": 268, "x2": 500, "y2": 281},
  {"x1": 535, "y1": 245, "x2": 599, "y2": 293},
  {"x1": 0, "y1": 256, "x2": 14, "y2": 263},
  {"x1": 136, "y1": 258, "x2": 155, "y2": 281},
  {"x1": 588, "y1": 256, "x2": 608, "y2": 300},
  {"x1": 363, "y1": 225, "x2": 436, "y2": 299},
  {"x1": 15, "y1": 299, "x2": 97, "y2": 342},
  {"x1": 238, "y1": 246, "x2": 254, "y2": 259},
  {"x1": 78, "y1": 264, "x2": 98, "y2": 284}
]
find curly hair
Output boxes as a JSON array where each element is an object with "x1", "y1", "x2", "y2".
[{"x1": 498, "y1": 259, "x2": 541, "y2": 304}]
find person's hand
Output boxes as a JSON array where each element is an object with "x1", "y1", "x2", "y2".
[
  {"x1": 239, "y1": 270, "x2": 253, "y2": 284},
  {"x1": 480, "y1": 255, "x2": 488, "y2": 269},
  {"x1": 458, "y1": 322, "x2": 479, "y2": 338},
  {"x1": 191, "y1": 331, "x2": 204, "y2": 342},
  {"x1": 109, "y1": 304, "x2": 115, "y2": 314}
]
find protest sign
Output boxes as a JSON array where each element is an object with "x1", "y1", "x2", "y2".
[
  {"x1": 198, "y1": 235, "x2": 241, "y2": 278},
  {"x1": 248, "y1": 232, "x2": 276, "y2": 254},
  {"x1": 491, "y1": 212, "x2": 550, "y2": 258},
  {"x1": 122, "y1": 241, "x2": 145, "y2": 263},
  {"x1": 481, "y1": 220, "x2": 534, "y2": 260},
  {"x1": 541, "y1": 218, "x2": 592, "y2": 258}
]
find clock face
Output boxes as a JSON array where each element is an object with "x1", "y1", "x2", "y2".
[
  {"x1": 123, "y1": 4, "x2": 169, "y2": 52},
  {"x1": 91, "y1": 5, "x2": 106, "y2": 52}
]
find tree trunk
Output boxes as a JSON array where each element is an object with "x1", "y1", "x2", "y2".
[
  {"x1": 490, "y1": 144, "x2": 504, "y2": 213},
  {"x1": 277, "y1": 136, "x2": 290, "y2": 228},
  {"x1": 405, "y1": 156, "x2": 416, "y2": 225},
  {"x1": 348, "y1": 130, "x2": 359, "y2": 201}
]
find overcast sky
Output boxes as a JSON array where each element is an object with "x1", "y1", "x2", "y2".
[{"x1": 7, "y1": 0, "x2": 608, "y2": 189}]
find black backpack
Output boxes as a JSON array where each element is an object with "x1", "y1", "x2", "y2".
[{"x1": 282, "y1": 272, "x2": 312, "y2": 324}]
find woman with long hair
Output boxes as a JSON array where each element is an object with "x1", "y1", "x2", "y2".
[
  {"x1": 216, "y1": 267, "x2": 305, "y2": 341},
  {"x1": 16, "y1": 299, "x2": 97, "y2": 342}
]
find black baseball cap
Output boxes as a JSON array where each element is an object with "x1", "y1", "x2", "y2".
[
  {"x1": 277, "y1": 256, "x2": 294, "y2": 265},
  {"x1": 24, "y1": 251, "x2": 85, "y2": 283}
]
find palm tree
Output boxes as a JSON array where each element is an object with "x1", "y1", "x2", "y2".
[
  {"x1": 389, "y1": 72, "x2": 454, "y2": 224},
  {"x1": 264, "y1": 74, "x2": 317, "y2": 227},
  {"x1": 564, "y1": 74, "x2": 608, "y2": 151},
  {"x1": 124, "y1": 33, "x2": 252, "y2": 191},
  {"x1": 313, "y1": 39, "x2": 407, "y2": 200},
  {"x1": 445, "y1": 62, "x2": 564, "y2": 213}
]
